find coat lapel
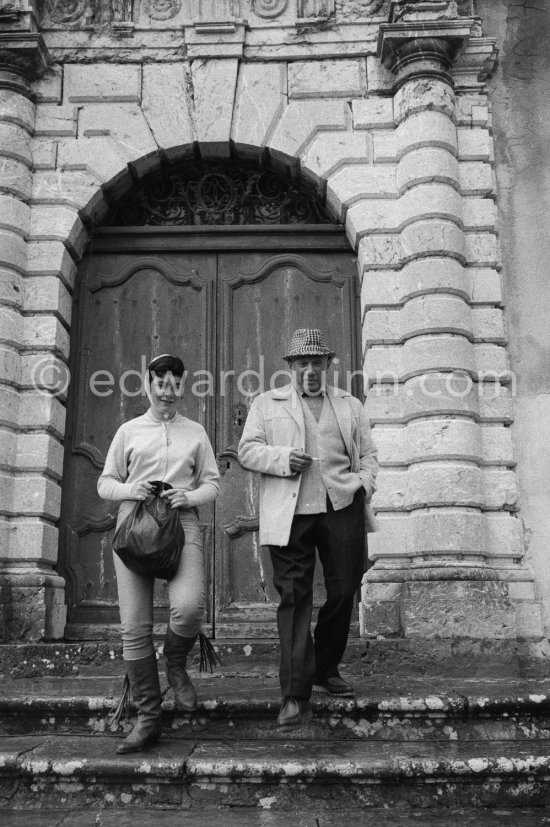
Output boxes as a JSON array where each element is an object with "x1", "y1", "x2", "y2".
[
  {"x1": 272, "y1": 385, "x2": 305, "y2": 440},
  {"x1": 327, "y1": 387, "x2": 353, "y2": 455}
]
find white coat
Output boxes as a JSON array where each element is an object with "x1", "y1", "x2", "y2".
[{"x1": 238, "y1": 385, "x2": 379, "y2": 546}]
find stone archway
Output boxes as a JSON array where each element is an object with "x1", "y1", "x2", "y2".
[{"x1": 57, "y1": 156, "x2": 362, "y2": 639}]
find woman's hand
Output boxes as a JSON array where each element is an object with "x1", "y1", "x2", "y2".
[
  {"x1": 130, "y1": 481, "x2": 154, "y2": 501},
  {"x1": 161, "y1": 488, "x2": 190, "y2": 509}
]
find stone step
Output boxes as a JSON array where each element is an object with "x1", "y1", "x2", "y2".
[
  {"x1": 3, "y1": 808, "x2": 550, "y2": 827},
  {"x1": 3, "y1": 674, "x2": 550, "y2": 742},
  {"x1": 2, "y1": 808, "x2": 550, "y2": 827},
  {"x1": 2, "y1": 735, "x2": 550, "y2": 810}
]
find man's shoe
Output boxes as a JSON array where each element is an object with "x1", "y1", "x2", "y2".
[
  {"x1": 276, "y1": 697, "x2": 312, "y2": 728},
  {"x1": 313, "y1": 673, "x2": 355, "y2": 698}
]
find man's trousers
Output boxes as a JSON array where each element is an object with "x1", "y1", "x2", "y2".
[{"x1": 269, "y1": 489, "x2": 365, "y2": 700}]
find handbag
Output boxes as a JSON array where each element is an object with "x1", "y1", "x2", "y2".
[{"x1": 112, "y1": 481, "x2": 185, "y2": 580}]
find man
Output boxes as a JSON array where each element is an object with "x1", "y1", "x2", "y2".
[{"x1": 238, "y1": 329, "x2": 378, "y2": 728}]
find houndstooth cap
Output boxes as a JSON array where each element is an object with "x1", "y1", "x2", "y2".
[{"x1": 283, "y1": 329, "x2": 335, "y2": 361}]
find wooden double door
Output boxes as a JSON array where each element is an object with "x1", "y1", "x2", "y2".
[{"x1": 58, "y1": 228, "x2": 361, "y2": 639}]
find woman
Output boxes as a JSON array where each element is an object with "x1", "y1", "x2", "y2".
[{"x1": 98, "y1": 353, "x2": 220, "y2": 753}]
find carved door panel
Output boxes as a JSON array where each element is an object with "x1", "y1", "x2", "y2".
[
  {"x1": 59, "y1": 240, "x2": 360, "y2": 639},
  {"x1": 213, "y1": 251, "x2": 361, "y2": 637},
  {"x1": 58, "y1": 253, "x2": 216, "y2": 634}
]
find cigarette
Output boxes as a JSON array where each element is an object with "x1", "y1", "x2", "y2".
[{"x1": 310, "y1": 457, "x2": 322, "y2": 461}]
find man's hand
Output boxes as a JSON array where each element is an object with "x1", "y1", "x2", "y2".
[
  {"x1": 130, "y1": 481, "x2": 154, "y2": 501},
  {"x1": 161, "y1": 488, "x2": 190, "y2": 509},
  {"x1": 289, "y1": 449, "x2": 313, "y2": 473}
]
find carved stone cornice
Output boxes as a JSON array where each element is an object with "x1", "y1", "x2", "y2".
[
  {"x1": 378, "y1": 18, "x2": 477, "y2": 88},
  {"x1": 0, "y1": 32, "x2": 51, "y2": 92}
]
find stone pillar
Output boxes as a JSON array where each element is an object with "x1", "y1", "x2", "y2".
[
  {"x1": 0, "y1": 28, "x2": 66, "y2": 640},
  {"x1": 360, "y1": 4, "x2": 544, "y2": 652}
]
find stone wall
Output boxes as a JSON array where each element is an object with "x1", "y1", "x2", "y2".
[
  {"x1": 477, "y1": 0, "x2": 550, "y2": 636},
  {"x1": 0, "y1": 0, "x2": 545, "y2": 646}
]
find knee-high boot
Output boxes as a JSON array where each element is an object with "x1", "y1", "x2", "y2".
[
  {"x1": 163, "y1": 627, "x2": 198, "y2": 712},
  {"x1": 115, "y1": 653, "x2": 162, "y2": 754}
]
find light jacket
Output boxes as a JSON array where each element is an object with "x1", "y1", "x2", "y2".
[{"x1": 238, "y1": 385, "x2": 378, "y2": 546}]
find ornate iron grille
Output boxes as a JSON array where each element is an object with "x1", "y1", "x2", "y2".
[{"x1": 104, "y1": 162, "x2": 331, "y2": 226}]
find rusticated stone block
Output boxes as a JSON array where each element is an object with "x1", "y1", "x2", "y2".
[
  {"x1": 79, "y1": 104, "x2": 157, "y2": 163},
  {"x1": 326, "y1": 165, "x2": 397, "y2": 219},
  {"x1": 514, "y1": 603, "x2": 544, "y2": 640},
  {"x1": 475, "y1": 343, "x2": 509, "y2": 377},
  {"x1": 19, "y1": 392, "x2": 66, "y2": 438},
  {"x1": 394, "y1": 78, "x2": 455, "y2": 125},
  {"x1": 32, "y1": 171, "x2": 105, "y2": 224},
  {"x1": 0, "y1": 519, "x2": 59, "y2": 565},
  {"x1": 232, "y1": 62, "x2": 286, "y2": 156},
  {"x1": 0, "y1": 230, "x2": 27, "y2": 275},
  {"x1": 57, "y1": 136, "x2": 134, "y2": 190},
  {"x1": 32, "y1": 67, "x2": 63, "y2": 104},
  {"x1": 472, "y1": 307, "x2": 506, "y2": 343},
  {"x1": 0, "y1": 471, "x2": 14, "y2": 512},
  {"x1": 374, "y1": 418, "x2": 481, "y2": 466},
  {"x1": 397, "y1": 147, "x2": 459, "y2": 193},
  {"x1": 365, "y1": 372, "x2": 513, "y2": 426},
  {"x1": 465, "y1": 232, "x2": 499, "y2": 266},
  {"x1": 361, "y1": 259, "x2": 469, "y2": 307},
  {"x1": 471, "y1": 267, "x2": 503, "y2": 305},
  {"x1": 15, "y1": 433, "x2": 64, "y2": 478},
  {"x1": 29, "y1": 206, "x2": 87, "y2": 259},
  {"x1": 396, "y1": 112, "x2": 457, "y2": 160},
  {"x1": 364, "y1": 296, "x2": 472, "y2": 346},
  {"x1": 367, "y1": 510, "x2": 513, "y2": 561},
  {"x1": 0, "y1": 383, "x2": 19, "y2": 428},
  {"x1": 0, "y1": 158, "x2": 32, "y2": 201},
  {"x1": 0, "y1": 574, "x2": 67, "y2": 641},
  {"x1": 192, "y1": 59, "x2": 239, "y2": 159},
  {"x1": 301, "y1": 133, "x2": 371, "y2": 192},
  {"x1": 0, "y1": 268, "x2": 23, "y2": 309},
  {"x1": 372, "y1": 131, "x2": 398, "y2": 165},
  {"x1": 399, "y1": 183, "x2": 462, "y2": 227},
  {"x1": 12, "y1": 475, "x2": 62, "y2": 521},
  {"x1": 34, "y1": 105, "x2": 77, "y2": 138},
  {"x1": 0, "y1": 124, "x2": 32, "y2": 165},
  {"x1": 0, "y1": 306, "x2": 23, "y2": 347},
  {"x1": 480, "y1": 424, "x2": 514, "y2": 465},
  {"x1": 21, "y1": 320, "x2": 70, "y2": 360},
  {"x1": 457, "y1": 128, "x2": 493, "y2": 162},
  {"x1": 0, "y1": 428, "x2": 15, "y2": 465},
  {"x1": 358, "y1": 234, "x2": 401, "y2": 269},
  {"x1": 365, "y1": 334, "x2": 476, "y2": 383},
  {"x1": 23, "y1": 277, "x2": 72, "y2": 325},
  {"x1": 353, "y1": 97, "x2": 394, "y2": 129},
  {"x1": 402, "y1": 581, "x2": 516, "y2": 640},
  {"x1": 400, "y1": 219, "x2": 465, "y2": 263},
  {"x1": 31, "y1": 139, "x2": 57, "y2": 171},
  {"x1": 0, "y1": 194, "x2": 30, "y2": 237},
  {"x1": 289, "y1": 59, "x2": 366, "y2": 99},
  {"x1": 459, "y1": 162, "x2": 494, "y2": 196},
  {"x1": 269, "y1": 99, "x2": 350, "y2": 163},
  {"x1": 27, "y1": 241, "x2": 77, "y2": 290},
  {"x1": 65, "y1": 64, "x2": 141, "y2": 103},
  {"x1": 456, "y1": 94, "x2": 490, "y2": 127},
  {"x1": 373, "y1": 463, "x2": 484, "y2": 511},
  {"x1": 19, "y1": 353, "x2": 70, "y2": 404},
  {"x1": 463, "y1": 197, "x2": 496, "y2": 232},
  {"x1": 360, "y1": 600, "x2": 401, "y2": 638},
  {"x1": 0, "y1": 90, "x2": 34, "y2": 131},
  {"x1": 142, "y1": 63, "x2": 195, "y2": 158},
  {"x1": 483, "y1": 468, "x2": 519, "y2": 510},
  {"x1": 366, "y1": 55, "x2": 394, "y2": 94}
]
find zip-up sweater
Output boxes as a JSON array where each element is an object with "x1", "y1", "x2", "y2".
[{"x1": 97, "y1": 409, "x2": 220, "y2": 524}]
